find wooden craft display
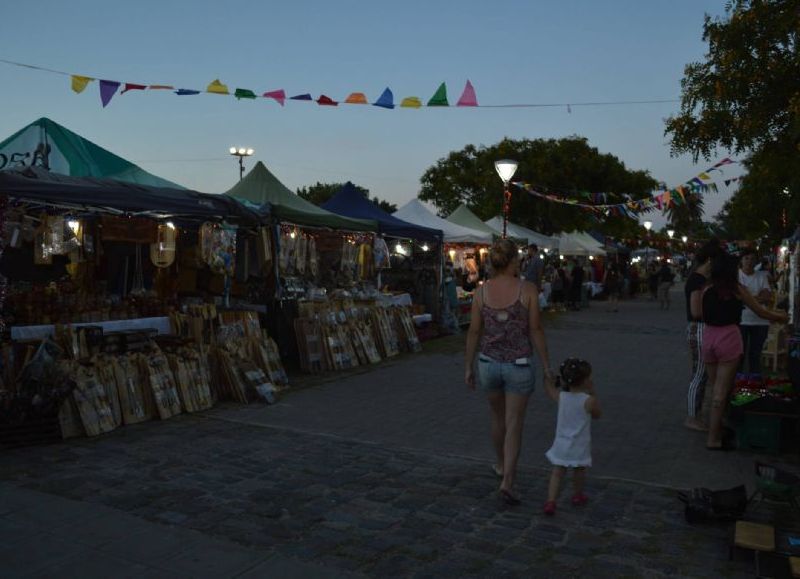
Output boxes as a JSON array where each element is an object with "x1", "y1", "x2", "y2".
[
  {"x1": 60, "y1": 361, "x2": 118, "y2": 437},
  {"x1": 113, "y1": 353, "x2": 156, "y2": 425},
  {"x1": 141, "y1": 346, "x2": 182, "y2": 419}
]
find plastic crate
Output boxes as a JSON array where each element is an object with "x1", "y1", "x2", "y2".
[{"x1": 737, "y1": 414, "x2": 782, "y2": 453}]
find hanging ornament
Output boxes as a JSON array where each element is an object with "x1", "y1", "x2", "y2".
[{"x1": 150, "y1": 222, "x2": 177, "y2": 268}]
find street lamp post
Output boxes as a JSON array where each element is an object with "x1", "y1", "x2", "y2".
[
  {"x1": 643, "y1": 220, "x2": 653, "y2": 291},
  {"x1": 494, "y1": 159, "x2": 518, "y2": 239},
  {"x1": 229, "y1": 147, "x2": 254, "y2": 180}
]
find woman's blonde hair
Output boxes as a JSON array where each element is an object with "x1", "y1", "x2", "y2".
[{"x1": 489, "y1": 238, "x2": 519, "y2": 272}]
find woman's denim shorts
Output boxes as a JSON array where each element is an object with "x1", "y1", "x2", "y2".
[{"x1": 477, "y1": 353, "x2": 536, "y2": 395}]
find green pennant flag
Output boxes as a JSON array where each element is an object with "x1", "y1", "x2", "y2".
[
  {"x1": 427, "y1": 82, "x2": 449, "y2": 106},
  {"x1": 234, "y1": 88, "x2": 257, "y2": 100}
]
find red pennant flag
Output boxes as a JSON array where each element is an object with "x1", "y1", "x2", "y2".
[
  {"x1": 121, "y1": 83, "x2": 147, "y2": 94},
  {"x1": 316, "y1": 95, "x2": 338, "y2": 106}
]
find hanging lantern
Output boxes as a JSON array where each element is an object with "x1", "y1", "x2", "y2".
[{"x1": 150, "y1": 222, "x2": 177, "y2": 268}]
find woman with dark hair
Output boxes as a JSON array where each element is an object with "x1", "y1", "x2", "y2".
[
  {"x1": 684, "y1": 239, "x2": 722, "y2": 431},
  {"x1": 690, "y1": 251, "x2": 787, "y2": 449},
  {"x1": 465, "y1": 238, "x2": 553, "y2": 504}
]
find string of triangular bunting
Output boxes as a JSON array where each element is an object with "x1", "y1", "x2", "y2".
[
  {"x1": 512, "y1": 158, "x2": 738, "y2": 217},
  {"x1": 1, "y1": 58, "x2": 681, "y2": 111},
  {"x1": 75, "y1": 75, "x2": 476, "y2": 109}
]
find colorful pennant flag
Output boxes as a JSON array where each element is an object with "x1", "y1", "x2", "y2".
[
  {"x1": 121, "y1": 83, "x2": 147, "y2": 94},
  {"x1": 317, "y1": 95, "x2": 338, "y2": 106},
  {"x1": 71, "y1": 75, "x2": 93, "y2": 94},
  {"x1": 148, "y1": 84, "x2": 175, "y2": 90},
  {"x1": 373, "y1": 88, "x2": 394, "y2": 109},
  {"x1": 263, "y1": 89, "x2": 286, "y2": 106},
  {"x1": 99, "y1": 80, "x2": 120, "y2": 107},
  {"x1": 290, "y1": 93, "x2": 313, "y2": 101},
  {"x1": 175, "y1": 89, "x2": 201, "y2": 95},
  {"x1": 400, "y1": 97, "x2": 422, "y2": 108},
  {"x1": 234, "y1": 88, "x2": 257, "y2": 100},
  {"x1": 456, "y1": 80, "x2": 477, "y2": 106},
  {"x1": 206, "y1": 79, "x2": 229, "y2": 95},
  {"x1": 345, "y1": 92, "x2": 368, "y2": 104},
  {"x1": 427, "y1": 82, "x2": 448, "y2": 106}
]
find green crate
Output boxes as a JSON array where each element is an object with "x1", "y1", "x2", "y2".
[{"x1": 736, "y1": 414, "x2": 781, "y2": 454}]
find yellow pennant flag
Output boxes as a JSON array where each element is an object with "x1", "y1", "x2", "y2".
[
  {"x1": 699, "y1": 172, "x2": 711, "y2": 180},
  {"x1": 206, "y1": 79, "x2": 230, "y2": 95},
  {"x1": 71, "y1": 75, "x2": 93, "y2": 94},
  {"x1": 400, "y1": 96, "x2": 422, "y2": 108}
]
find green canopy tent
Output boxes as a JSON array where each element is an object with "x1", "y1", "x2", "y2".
[
  {"x1": 446, "y1": 204, "x2": 502, "y2": 237},
  {"x1": 0, "y1": 117, "x2": 183, "y2": 189},
  {"x1": 224, "y1": 162, "x2": 376, "y2": 232}
]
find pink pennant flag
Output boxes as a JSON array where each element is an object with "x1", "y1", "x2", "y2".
[
  {"x1": 456, "y1": 80, "x2": 478, "y2": 106},
  {"x1": 99, "y1": 80, "x2": 121, "y2": 107},
  {"x1": 263, "y1": 89, "x2": 286, "y2": 106}
]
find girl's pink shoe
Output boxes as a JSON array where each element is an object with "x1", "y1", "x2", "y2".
[
  {"x1": 571, "y1": 493, "x2": 588, "y2": 506},
  {"x1": 543, "y1": 500, "x2": 556, "y2": 516}
]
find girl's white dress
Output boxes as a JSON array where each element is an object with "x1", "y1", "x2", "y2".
[{"x1": 546, "y1": 391, "x2": 592, "y2": 467}]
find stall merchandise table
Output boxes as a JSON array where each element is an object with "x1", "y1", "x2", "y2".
[{"x1": 11, "y1": 317, "x2": 172, "y2": 341}]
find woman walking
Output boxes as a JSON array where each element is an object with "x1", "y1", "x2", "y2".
[{"x1": 465, "y1": 239, "x2": 553, "y2": 505}]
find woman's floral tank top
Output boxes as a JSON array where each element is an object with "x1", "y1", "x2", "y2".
[{"x1": 479, "y1": 281, "x2": 533, "y2": 362}]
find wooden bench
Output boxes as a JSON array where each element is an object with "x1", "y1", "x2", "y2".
[{"x1": 732, "y1": 521, "x2": 775, "y2": 576}]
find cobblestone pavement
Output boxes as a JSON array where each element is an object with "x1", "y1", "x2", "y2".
[
  {"x1": 2, "y1": 290, "x2": 791, "y2": 577},
  {"x1": 2, "y1": 415, "x2": 747, "y2": 578}
]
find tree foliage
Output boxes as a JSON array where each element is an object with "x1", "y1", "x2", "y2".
[
  {"x1": 418, "y1": 137, "x2": 658, "y2": 236},
  {"x1": 297, "y1": 181, "x2": 397, "y2": 213},
  {"x1": 665, "y1": 0, "x2": 800, "y2": 241}
]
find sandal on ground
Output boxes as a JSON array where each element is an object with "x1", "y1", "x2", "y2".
[
  {"x1": 499, "y1": 489, "x2": 521, "y2": 506},
  {"x1": 491, "y1": 464, "x2": 503, "y2": 478},
  {"x1": 543, "y1": 500, "x2": 556, "y2": 516},
  {"x1": 571, "y1": 493, "x2": 589, "y2": 506}
]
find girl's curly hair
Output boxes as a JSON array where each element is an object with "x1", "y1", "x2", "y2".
[{"x1": 557, "y1": 358, "x2": 592, "y2": 391}]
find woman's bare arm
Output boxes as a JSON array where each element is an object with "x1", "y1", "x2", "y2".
[{"x1": 737, "y1": 284, "x2": 788, "y2": 323}]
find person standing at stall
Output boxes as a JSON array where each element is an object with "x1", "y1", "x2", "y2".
[
  {"x1": 690, "y1": 251, "x2": 787, "y2": 449},
  {"x1": 738, "y1": 248, "x2": 773, "y2": 375},
  {"x1": 522, "y1": 243, "x2": 544, "y2": 289},
  {"x1": 465, "y1": 239, "x2": 553, "y2": 505}
]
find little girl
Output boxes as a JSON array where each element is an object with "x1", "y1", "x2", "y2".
[{"x1": 543, "y1": 358, "x2": 601, "y2": 516}]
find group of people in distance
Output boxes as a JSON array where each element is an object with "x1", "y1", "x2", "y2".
[
  {"x1": 683, "y1": 240, "x2": 787, "y2": 449},
  {"x1": 464, "y1": 239, "x2": 599, "y2": 514}
]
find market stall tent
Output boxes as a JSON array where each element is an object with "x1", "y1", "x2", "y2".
[
  {"x1": 225, "y1": 163, "x2": 376, "y2": 231},
  {"x1": 0, "y1": 117, "x2": 184, "y2": 189},
  {"x1": 393, "y1": 199, "x2": 491, "y2": 244},
  {"x1": 0, "y1": 166, "x2": 259, "y2": 222},
  {"x1": 322, "y1": 182, "x2": 441, "y2": 241},
  {"x1": 483, "y1": 216, "x2": 558, "y2": 250},
  {"x1": 446, "y1": 205, "x2": 501, "y2": 237},
  {"x1": 557, "y1": 231, "x2": 606, "y2": 257}
]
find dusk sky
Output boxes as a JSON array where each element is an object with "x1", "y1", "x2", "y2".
[{"x1": 0, "y1": 0, "x2": 744, "y2": 229}]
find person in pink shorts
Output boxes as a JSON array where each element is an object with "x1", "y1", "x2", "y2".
[{"x1": 691, "y1": 252, "x2": 787, "y2": 449}]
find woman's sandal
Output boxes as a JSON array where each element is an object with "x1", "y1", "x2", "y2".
[
  {"x1": 491, "y1": 464, "x2": 503, "y2": 478},
  {"x1": 499, "y1": 489, "x2": 521, "y2": 506}
]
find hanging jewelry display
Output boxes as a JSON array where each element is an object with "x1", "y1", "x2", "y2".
[
  {"x1": 199, "y1": 222, "x2": 237, "y2": 276},
  {"x1": 308, "y1": 236, "x2": 318, "y2": 278},
  {"x1": 150, "y1": 222, "x2": 177, "y2": 268},
  {"x1": 130, "y1": 244, "x2": 146, "y2": 296}
]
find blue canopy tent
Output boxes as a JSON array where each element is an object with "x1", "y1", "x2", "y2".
[{"x1": 322, "y1": 182, "x2": 442, "y2": 242}]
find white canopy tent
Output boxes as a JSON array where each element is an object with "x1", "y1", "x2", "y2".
[
  {"x1": 393, "y1": 199, "x2": 492, "y2": 244},
  {"x1": 483, "y1": 216, "x2": 559, "y2": 250},
  {"x1": 558, "y1": 231, "x2": 607, "y2": 256}
]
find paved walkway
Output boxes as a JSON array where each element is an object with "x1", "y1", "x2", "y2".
[{"x1": 2, "y1": 289, "x2": 795, "y2": 577}]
